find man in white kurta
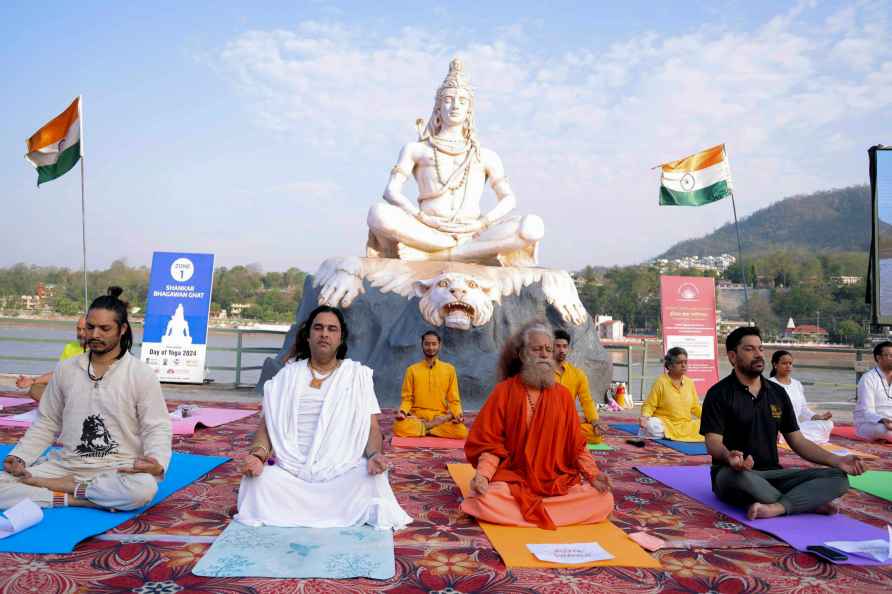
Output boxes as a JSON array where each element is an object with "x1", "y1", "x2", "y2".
[
  {"x1": 854, "y1": 341, "x2": 892, "y2": 442},
  {"x1": 235, "y1": 307, "x2": 411, "y2": 530}
]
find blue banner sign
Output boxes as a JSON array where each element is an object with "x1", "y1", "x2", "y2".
[{"x1": 140, "y1": 252, "x2": 215, "y2": 383}]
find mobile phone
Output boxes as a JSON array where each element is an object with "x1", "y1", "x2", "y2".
[{"x1": 806, "y1": 545, "x2": 848, "y2": 562}]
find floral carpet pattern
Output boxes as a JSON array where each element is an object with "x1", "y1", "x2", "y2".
[{"x1": 0, "y1": 396, "x2": 890, "y2": 593}]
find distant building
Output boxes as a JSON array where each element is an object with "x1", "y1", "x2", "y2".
[
  {"x1": 782, "y1": 319, "x2": 829, "y2": 343},
  {"x1": 595, "y1": 315, "x2": 625, "y2": 340},
  {"x1": 831, "y1": 275, "x2": 862, "y2": 286},
  {"x1": 653, "y1": 253, "x2": 736, "y2": 273}
]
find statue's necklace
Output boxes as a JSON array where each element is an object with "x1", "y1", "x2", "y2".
[
  {"x1": 429, "y1": 136, "x2": 468, "y2": 155},
  {"x1": 431, "y1": 143, "x2": 472, "y2": 193},
  {"x1": 309, "y1": 360, "x2": 340, "y2": 389}
]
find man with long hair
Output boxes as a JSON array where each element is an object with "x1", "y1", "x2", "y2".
[
  {"x1": 0, "y1": 287, "x2": 171, "y2": 511},
  {"x1": 461, "y1": 320, "x2": 613, "y2": 530},
  {"x1": 236, "y1": 305, "x2": 411, "y2": 530}
]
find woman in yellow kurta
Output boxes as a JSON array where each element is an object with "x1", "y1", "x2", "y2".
[{"x1": 638, "y1": 347, "x2": 703, "y2": 442}]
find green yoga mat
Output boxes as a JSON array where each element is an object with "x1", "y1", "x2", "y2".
[
  {"x1": 850, "y1": 471, "x2": 892, "y2": 503},
  {"x1": 587, "y1": 442, "x2": 613, "y2": 451}
]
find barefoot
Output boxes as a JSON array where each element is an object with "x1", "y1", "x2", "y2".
[
  {"x1": 813, "y1": 500, "x2": 839, "y2": 515},
  {"x1": 20, "y1": 474, "x2": 78, "y2": 494},
  {"x1": 747, "y1": 502, "x2": 785, "y2": 520}
]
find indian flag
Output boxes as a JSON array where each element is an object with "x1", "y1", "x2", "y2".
[
  {"x1": 25, "y1": 97, "x2": 82, "y2": 186},
  {"x1": 659, "y1": 144, "x2": 733, "y2": 206}
]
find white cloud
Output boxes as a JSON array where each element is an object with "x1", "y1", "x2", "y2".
[{"x1": 214, "y1": 2, "x2": 892, "y2": 270}]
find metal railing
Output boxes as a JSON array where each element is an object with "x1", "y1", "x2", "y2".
[
  {"x1": 0, "y1": 327, "x2": 287, "y2": 389},
  {"x1": 604, "y1": 340, "x2": 868, "y2": 402}
]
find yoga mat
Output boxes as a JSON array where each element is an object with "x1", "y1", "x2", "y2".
[
  {"x1": 610, "y1": 423, "x2": 708, "y2": 455},
  {"x1": 192, "y1": 521, "x2": 395, "y2": 579},
  {"x1": 171, "y1": 407, "x2": 258, "y2": 436},
  {"x1": 850, "y1": 471, "x2": 892, "y2": 503},
  {"x1": 778, "y1": 439, "x2": 878, "y2": 460},
  {"x1": 832, "y1": 425, "x2": 892, "y2": 443},
  {"x1": 0, "y1": 444, "x2": 228, "y2": 553},
  {"x1": 0, "y1": 396, "x2": 33, "y2": 409},
  {"x1": 448, "y1": 463, "x2": 659, "y2": 568},
  {"x1": 587, "y1": 442, "x2": 614, "y2": 451},
  {"x1": 637, "y1": 464, "x2": 890, "y2": 566},
  {"x1": 391, "y1": 435, "x2": 466, "y2": 449},
  {"x1": 0, "y1": 409, "x2": 37, "y2": 428}
]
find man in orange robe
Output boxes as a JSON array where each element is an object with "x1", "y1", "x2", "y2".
[{"x1": 461, "y1": 321, "x2": 614, "y2": 530}]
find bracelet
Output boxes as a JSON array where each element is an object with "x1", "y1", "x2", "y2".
[
  {"x1": 4, "y1": 455, "x2": 24, "y2": 466},
  {"x1": 248, "y1": 446, "x2": 269, "y2": 463},
  {"x1": 366, "y1": 451, "x2": 383, "y2": 460}
]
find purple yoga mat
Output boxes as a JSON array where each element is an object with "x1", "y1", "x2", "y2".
[{"x1": 637, "y1": 465, "x2": 890, "y2": 566}]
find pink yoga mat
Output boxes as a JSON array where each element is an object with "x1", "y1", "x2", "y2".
[
  {"x1": 637, "y1": 465, "x2": 890, "y2": 566},
  {"x1": 831, "y1": 425, "x2": 892, "y2": 443},
  {"x1": 391, "y1": 436, "x2": 466, "y2": 449},
  {"x1": 0, "y1": 406, "x2": 258, "y2": 434},
  {"x1": 171, "y1": 408, "x2": 258, "y2": 436},
  {"x1": 0, "y1": 396, "x2": 34, "y2": 409}
]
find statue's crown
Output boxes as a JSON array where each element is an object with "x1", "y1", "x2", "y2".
[{"x1": 437, "y1": 58, "x2": 474, "y2": 99}]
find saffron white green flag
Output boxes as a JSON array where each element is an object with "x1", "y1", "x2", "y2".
[
  {"x1": 659, "y1": 144, "x2": 733, "y2": 206},
  {"x1": 25, "y1": 97, "x2": 82, "y2": 186}
]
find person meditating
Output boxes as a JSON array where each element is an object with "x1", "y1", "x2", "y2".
[
  {"x1": 853, "y1": 341, "x2": 892, "y2": 442},
  {"x1": 638, "y1": 347, "x2": 703, "y2": 442},
  {"x1": 393, "y1": 330, "x2": 468, "y2": 439},
  {"x1": 701, "y1": 327, "x2": 864, "y2": 520},
  {"x1": 0, "y1": 287, "x2": 171, "y2": 510},
  {"x1": 768, "y1": 350, "x2": 833, "y2": 444},
  {"x1": 16, "y1": 316, "x2": 88, "y2": 402},
  {"x1": 553, "y1": 330, "x2": 606, "y2": 444},
  {"x1": 236, "y1": 305, "x2": 411, "y2": 530},
  {"x1": 461, "y1": 321, "x2": 613, "y2": 530}
]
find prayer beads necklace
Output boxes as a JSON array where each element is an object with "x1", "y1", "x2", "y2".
[
  {"x1": 430, "y1": 141, "x2": 472, "y2": 193},
  {"x1": 309, "y1": 360, "x2": 340, "y2": 389},
  {"x1": 87, "y1": 353, "x2": 105, "y2": 387},
  {"x1": 525, "y1": 388, "x2": 540, "y2": 415}
]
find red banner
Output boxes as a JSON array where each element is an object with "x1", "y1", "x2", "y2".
[{"x1": 659, "y1": 275, "x2": 720, "y2": 395}]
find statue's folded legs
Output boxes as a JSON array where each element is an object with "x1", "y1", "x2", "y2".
[{"x1": 368, "y1": 204, "x2": 542, "y2": 265}]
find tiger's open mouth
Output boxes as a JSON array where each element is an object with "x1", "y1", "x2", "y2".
[{"x1": 441, "y1": 302, "x2": 476, "y2": 329}]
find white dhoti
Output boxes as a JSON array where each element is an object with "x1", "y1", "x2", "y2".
[
  {"x1": 855, "y1": 422, "x2": 892, "y2": 441},
  {"x1": 798, "y1": 419, "x2": 833, "y2": 444},
  {"x1": 769, "y1": 377, "x2": 833, "y2": 444},
  {"x1": 639, "y1": 417, "x2": 665, "y2": 439},
  {"x1": 235, "y1": 358, "x2": 411, "y2": 531}
]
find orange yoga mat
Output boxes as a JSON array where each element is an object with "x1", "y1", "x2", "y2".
[
  {"x1": 777, "y1": 439, "x2": 878, "y2": 460},
  {"x1": 447, "y1": 463, "x2": 660, "y2": 569},
  {"x1": 392, "y1": 436, "x2": 466, "y2": 449}
]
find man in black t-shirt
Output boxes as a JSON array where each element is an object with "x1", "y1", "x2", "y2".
[{"x1": 700, "y1": 327, "x2": 864, "y2": 519}]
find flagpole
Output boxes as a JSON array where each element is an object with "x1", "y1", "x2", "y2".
[
  {"x1": 729, "y1": 190, "x2": 750, "y2": 322},
  {"x1": 79, "y1": 95, "x2": 88, "y2": 314}
]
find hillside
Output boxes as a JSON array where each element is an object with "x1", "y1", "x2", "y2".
[{"x1": 657, "y1": 185, "x2": 873, "y2": 259}]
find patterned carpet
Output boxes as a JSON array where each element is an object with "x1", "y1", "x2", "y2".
[{"x1": 0, "y1": 397, "x2": 890, "y2": 594}]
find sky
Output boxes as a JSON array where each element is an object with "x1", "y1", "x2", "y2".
[{"x1": 1, "y1": 0, "x2": 890, "y2": 273}]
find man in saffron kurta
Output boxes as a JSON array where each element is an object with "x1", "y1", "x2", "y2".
[
  {"x1": 393, "y1": 331, "x2": 468, "y2": 439},
  {"x1": 639, "y1": 347, "x2": 704, "y2": 442},
  {"x1": 554, "y1": 330, "x2": 605, "y2": 444},
  {"x1": 461, "y1": 322, "x2": 613, "y2": 530}
]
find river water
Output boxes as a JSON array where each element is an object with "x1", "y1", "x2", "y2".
[{"x1": 0, "y1": 321, "x2": 860, "y2": 406}]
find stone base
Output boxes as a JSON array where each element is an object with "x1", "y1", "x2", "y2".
[{"x1": 258, "y1": 264, "x2": 612, "y2": 410}]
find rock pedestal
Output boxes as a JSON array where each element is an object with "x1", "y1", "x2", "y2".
[{"x1": 257, "y1": 276, "x2": 612, "y2": 410}]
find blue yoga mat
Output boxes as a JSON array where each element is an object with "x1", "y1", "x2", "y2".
[
  {"x1": 610, "y1": 423, "x2": 708, "y2": 455},
  {"x1": 192, "y1": 521, "x2": 396, "y2": 579},
  {"x1": 0, "y1": 444, "x2": 228, "y2": 553}
]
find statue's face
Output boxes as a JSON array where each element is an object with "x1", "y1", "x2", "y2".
[{"x1": 438, "y1": 88, "x2": 471, "y2": 127}]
